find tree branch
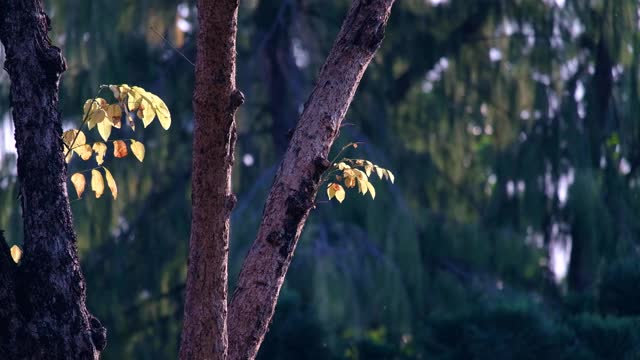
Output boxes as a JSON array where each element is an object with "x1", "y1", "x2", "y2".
[
  {"x1": 227, "y1": 1, "x2": 396, "y2": 359},
  {"x1": 179, "y1": 0, "x2": 242, "y2": 359}
]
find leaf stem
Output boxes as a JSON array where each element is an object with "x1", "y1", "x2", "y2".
[{"x1": 66, "y1": 87, "x2": 107, "y2": 152}]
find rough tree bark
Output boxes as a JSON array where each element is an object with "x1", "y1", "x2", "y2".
[
  {"x1": 179, "y1": 0, "x2": 243, "y2": 359},
  {"x1": 227, "y1": 1, "x2": 395, "y2": 359},
  {"x1": 0, "y1": 0, "x2": 105, "y2": 359}
]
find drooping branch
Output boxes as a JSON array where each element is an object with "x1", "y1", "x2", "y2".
[
  {"x1": 0, "y1": 0, "x2": 104, "y2": 358},
  {"x1": 179, "y1": 0, "x2": 243, "y2": 359},
  {"x1": 227, "y1": 1, "x2": 396, "y2": 359}
]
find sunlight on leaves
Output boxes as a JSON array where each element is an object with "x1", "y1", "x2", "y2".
[
  {"x1": 106, "y1": 104, "x2": 122, "y2": 128},
  {"x1": 91, "y1": 169, "x2": 105, "y2": 199},
  {"x1": 10, "y1": 245, "x2": 22, "y2": 264},
  {"x1": 104, "y1": 167, "x2": 118, "y2": 200},
  {"x1": 113, "y1": 140, "x2": 128, "y2": 158},
  {"x1": 92, "y1": 142, "x2": 107, "y2": 165},
  {"x1": 130, "y1": 140, "x2": 145, "y2": 162},
  {"x1": 65, "y1": 84, "x2": 171, "y2": 203},
  {"x1": 322, "y1": 144, "x2": 394, "y2": 204},
  {"x1": 70, "y1": 173, "x2": 86, "y2": 198}
]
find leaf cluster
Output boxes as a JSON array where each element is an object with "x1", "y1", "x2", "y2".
[
  {"x1": 325, "y1": 144, "x2": 395, "y2": 203},
  {"x1": 62, "y1": 85, "x2": 170, "y2": 200}
]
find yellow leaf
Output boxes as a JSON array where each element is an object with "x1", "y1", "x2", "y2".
[
  {"x1": 375, "y1": 166, "x2": 385, "y2": 180},
  {"x1": 327, "y1": 183, "x2": 336, "y2": 200},
  {"x1": 92, "y1": 142, "x2": 107, "y2": 165},
  {"x1": 386, "y1": 170, "x2": 395, "y2": 183},
  {"x1": 335, "y1": 184, "x2": 346, "y2": 203},
  {"x1": 148, "y1": 93, "x2": 171, "y2": 130},
  {"x1": 103, "y1": 167, "x2": 118, "y2": 200},
  {"x1": 113, "y1": 140, "x2": 128, "y2": 158},
  {"x1": 91, "y1": 169, "x2": 104, "y2": 199},
  {"x1": 364, "y1": 161, "x2": 374, "y2": 177},
  {"x1": 353, "y1": 168, "x2": 368, "y2": 180},
  {"x1": 70, "y1": 173, "x2": 86, "y2": 198},
  {"x1": 345, "y1": 176, "x2": 356, "y2": 188},
  {"x1": 119, "y1": 84, "x2": 131, "y2": 98},
  {"x1": 97, "y1": 116, "x2": 112, "y2": 141},
  {"x1": 137, "y1": 99, "x2": 156, "y2": 128},
  {"x1": 337, "y1": 162, "x2": 351, "y2": 170},
  {"x1": 89, "y1": 108, "x2": 107, "y2": 131},
  {"x1": 75, "y1": 144, "x2": 93, "y2": 160},
  {"x1": 83, "y1": 99, "x2": 99, "y2": 121},
  {"x1": 62, "y1": 129, "x2": 86, "y2": 148},
  {"x1": 62, "y1": 129, "x2": 86, "y2": 163},
  {"x1": 357, "y1": 177, "x2": 368, "y2": 195},
  {"x1": 127, "y1": 88, "x2": 143, "y2": 111},
  {"x1": 366, "y1": 182, "x2": 376, "y2": 199},
  {"x1": 106, "y1": 104, "x2": 122, "y2": 128},
  {"x1": 130, "y1": 140, "x2": 145, "y2": 162},
  {"x1": 10, "y1": 245, "x2": 22, "y2": 264}
]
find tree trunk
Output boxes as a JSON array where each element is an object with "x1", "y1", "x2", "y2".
[
  {"x1": 0, "y1": 0, "x2": 105, "y2": 359},
  {"x1": 179, "y1": 0, "x2": 243, "y2": 359},
  {"x1": 227, "y1": 1, "x2": 395, "y2": 359}
]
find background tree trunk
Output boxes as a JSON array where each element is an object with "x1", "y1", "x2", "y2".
[
  {"x1": 179, "y1": 0, "x2": 243, "y2": 359},
  {"x1": 0, "y1": 0, "x2": 105, "y2": 358},
  {"x1": 227, "y1": 1, "x2": 395, "y2": 359}
]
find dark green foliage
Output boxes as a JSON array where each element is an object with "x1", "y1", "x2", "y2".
[
  {"x1": 424, "y1": 306, "x2": 575, "y2": 360},
  {"x1": 599, "y1": 257, "x2": 640, "y2": 316},
  {"x1": 570, "y1": 314, "x2": 640, "y2": 360},
  {"x1": 257, "y1": 291, "x2": 332, "y2": 360},
  {"x1": 2, "y1": 0, "x2": 640, "y2": 358}
]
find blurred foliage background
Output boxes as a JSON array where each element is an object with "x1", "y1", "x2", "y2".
[{"x1": 2, "y1": 0, "x2": 640, "y2": 358}]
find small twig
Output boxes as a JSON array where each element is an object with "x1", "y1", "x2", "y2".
[
  {"x1": 149, "y1": 26, "x2": 195, "y2": 67},
  {"x1": 67, "y1": 89, "x2": 107, "y2": 152}
]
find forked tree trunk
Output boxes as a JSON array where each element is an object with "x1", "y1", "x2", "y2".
[
  {"x1": 0, "y1": 0, "x2": 105, "y2": 359},
  {"x1": 227, "y1": 1, "x2": 395, "y2": 359},
  {"x1": 179, "y1": 0, "x2": 243, "y2": 359}
]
